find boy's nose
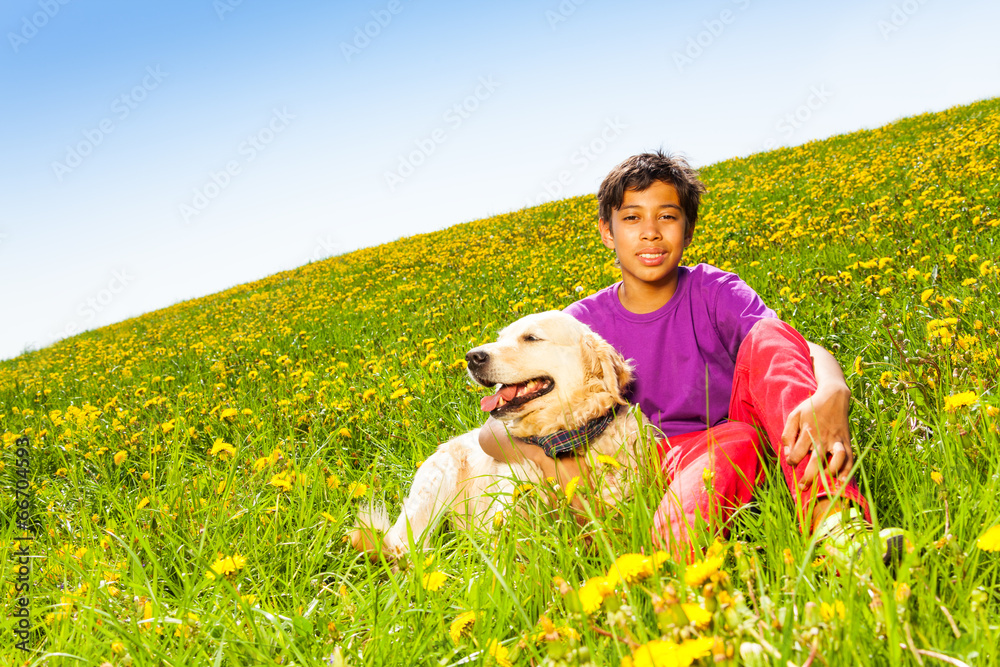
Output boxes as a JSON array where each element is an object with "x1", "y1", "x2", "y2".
[{"x1": 639, "y1": 221, "x2": 661, "y2": 239}]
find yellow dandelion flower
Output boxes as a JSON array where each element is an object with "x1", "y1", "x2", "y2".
[
  {"x1": 487, "y1": 639, "x2": 512, "y2": 667},
  {"x1": 422, "y1": 571, "x2": 448, "y2": 592},
  {"x1": 347, "y1": 482, "x2": 368, "y2": 499},
  {"x1": 362, "y1": 388, "x2": 377, "y2": 401},
  {"x1": 630, "y1": 636, "x2": 714, "y2": 667},
  {"x1": 820, "y1": 600, "x2": 846, "y2": 621},
  {"x1": 977, "y1": 525, "x2": 1000, "y2": 551},
  {"x1": 920, "y1": 288, "x2": 934, "y2": 303},
  {"x1": 209, "y1": 439, "x2": 236, "y2": 459},
  {"x1": 321, "y1": 511, "x2": 338, "y2": 523},
  {"x1": 577, "y1": 575, "x2": 615, "y2": 614},
  {"x1": 55, "y1": 467, "x2": 67, "y2": 477},
  {"x1": 943, "y1": 391, "x2": 978, "y2": 412},
  {"x1": 511, "y1": 482, "x2": 534, "y2": 502},
  {"x1": 389, "y1": 387, "x2": 409, "y2": 400},
  {"x1": 111, "y1": 641, "x2": 125, "y2": 654},
  {"x1": 450, "y1": 611, "x2": 476, "y2": 644},
  {"x1": 219, "y1": 408, "x2": 238, "y2": 420},
  {"x1": 206, "y1": 556, "x2": 232, "y2": 580},
  {"x1": 705, "y1": 538, "x2": 726, "y2": 558},
  {"x1": 136, "y1": 497, "x2": 150, "y2": 510},
  {"x1": 852, "y1": 356, "x2": 864, "y2": 376},
  {"x1": 930, "y1": 470, "x2": 943, "y2": 485},
  {"x1": 216, "y1": 480, "x2": 226, "y2": 495},
  {"x1": 608, "y1": 553, "x2": 655, "y2": 585},
  {"x1": 269, "y1": 472, "x2": 293, "y2": 491},
  {"x1": 327, "y1": 474, "x2": 341, "y2": 489},
  {"x1": 206, "y1": 553, "x2": 246, "y2": 580},
  {"x1": 597, "y1": 454, "x2": 621, "y2": 468},
  {"x1": 337, "y1": 428, "x2": 351, "y2": 438},
  {"x1": 114, "y1": 450, "x2": 128, "y2": 466},
  {"x1": 684, "y1": 556, "x2": 723, "y2": 587},
  {"x1": 680, "y1": 603, "x2": 712, "y2": 629},
  {"x1": 564, "y1": 476, "x2": 580, "y2": 504}
]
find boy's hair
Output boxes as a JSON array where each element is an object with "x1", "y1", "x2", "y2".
[{"x1": 598, "y1": 150, "x2": 707, "y2": 235}]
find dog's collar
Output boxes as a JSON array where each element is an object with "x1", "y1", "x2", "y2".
[{"x1": 525, "y1": 405, "x2": 620, "y2": 458}]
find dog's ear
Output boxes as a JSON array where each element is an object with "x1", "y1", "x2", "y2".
[{"x1": 581, "y1": 330, "x2": 633, "y2": 404}]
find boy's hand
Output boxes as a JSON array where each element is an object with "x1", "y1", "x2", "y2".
[
  {"x1": 781, "y1": 384, "x2": 853, "y2": 490},
  {"x1": 478, "y1": 417, "x2": 591, "y2": 517},
  {"x1": 479, "y1": 416, "x2": 529, "y2": 464}
]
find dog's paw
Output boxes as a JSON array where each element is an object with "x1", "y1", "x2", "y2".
[{"x1": 349, "y1": 525, "x2": 386, "y2": 561}]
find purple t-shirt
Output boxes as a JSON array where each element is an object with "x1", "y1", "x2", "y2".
[{"x1": 564, "y1": 264, "x2": 776, "y2": 437}]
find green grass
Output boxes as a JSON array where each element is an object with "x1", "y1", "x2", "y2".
[{"x1": 2, "y1": 97, "x2": 999, "y2": 666}]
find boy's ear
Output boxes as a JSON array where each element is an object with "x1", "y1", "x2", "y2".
[
  {"x1": 598, "y1": 218, "x2": 615, "y2": 250},
  {"x1": 683, "y1": 220, "x2": 696, "y2": 247}
]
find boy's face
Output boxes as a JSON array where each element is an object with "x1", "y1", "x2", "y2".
[{"x1": 599, "y1": 180, "x2": 693, "y2": 295}]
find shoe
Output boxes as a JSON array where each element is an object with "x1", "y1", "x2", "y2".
[{"x1": 814, "y1": 508, "x2": 913, "y2": 574}]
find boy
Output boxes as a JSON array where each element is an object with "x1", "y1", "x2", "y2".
[{"x1": 480, "y1": 151, "x2": 897, "y2": 562}]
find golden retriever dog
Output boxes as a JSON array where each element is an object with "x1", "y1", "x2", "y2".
[{"x1": 349, "y1": 310, "x2": 653, "y2": 559}]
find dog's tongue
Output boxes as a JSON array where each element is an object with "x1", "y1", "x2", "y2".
[{"x1": 479, "y1": 384, "x2": 520, "y2": 412}]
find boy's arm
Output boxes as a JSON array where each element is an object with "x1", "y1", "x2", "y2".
[
  {"x1": 478, "y1": 417, "x2": 589, "y2": 514},
  {"x1": 781, "y1": 341, "x2": 853, "y2": 489}
]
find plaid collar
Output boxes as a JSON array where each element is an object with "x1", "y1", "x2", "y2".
[{"x1": 525, "y1": 405, "x2": 619, "y2": 458}]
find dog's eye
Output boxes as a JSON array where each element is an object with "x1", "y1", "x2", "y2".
[{"x1": 521, "y1": 334, "x2": 541, "y2": 342}]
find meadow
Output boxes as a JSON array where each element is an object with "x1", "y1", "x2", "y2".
[{"x1": 2, "y1": 97, "x2": 999, "y2": 666}]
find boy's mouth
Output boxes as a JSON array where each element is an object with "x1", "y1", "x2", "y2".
[{"x1": 636, "y1": 249, "x2": 666, "y2": 265}]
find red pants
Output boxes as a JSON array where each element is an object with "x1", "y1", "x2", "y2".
[{"x1": 651, "y1": 319, "x2": 870, "y2": 558}]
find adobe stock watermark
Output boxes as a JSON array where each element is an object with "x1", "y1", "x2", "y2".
[
  {"x1": 672, "y1": 0, "x2": 751, "y2": 73},
  {"x1": 8, "y1": 0, "x2": 72, "y2": 53},
  {"x1": 305, "y1": 234, "x2": 345, "y2": 264},
  {"x1": 877, "y1": 0, "x2": 930, "y2": 40},
  {"x1": 178, "y1": 107, "x2": 295, "y2": 224},
  {"x1": 214, "y1": 0, "x2": 243, "y2": 21},
  {"x1": 525, "y1": 117, "x2": 628, "y2": 208},
  {"x1": 47, "y1": 269, "x2": 136, "y2": 344},
  {"x1": 383, "y1": 76, "x2": 500, "y2": 192},
  {"x1": 545, "y1": 0, "x2": 586, "y2": 30},
  {"x1": 761, "y1": 85, "x2": 833, "y2": 151},
  {"x1": 341, "y1": 0, "x2": 403, "y2": 63},
  {"x1": 11, "y1": 436, "x2": 36, "y2": 654},
  {"x1": 51, "y1": 66, "x2": 168, "y2": 182}
]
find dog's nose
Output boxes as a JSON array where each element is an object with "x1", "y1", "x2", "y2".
[{"x1": 465, "y1": 349, "x2": 489, "y2": 369}]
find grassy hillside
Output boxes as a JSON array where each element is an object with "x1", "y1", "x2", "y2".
[{"x1": 2, "y1": 98, "x2": 999, "y2": 666}]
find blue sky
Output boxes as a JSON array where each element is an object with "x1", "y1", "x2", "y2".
[{"x1": 2, "y1": 0, "x2": 998, "y2": 360}]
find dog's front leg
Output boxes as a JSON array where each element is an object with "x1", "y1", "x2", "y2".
[{"x1": 385, "y1": 443, "x2": 464, "y2": 554}]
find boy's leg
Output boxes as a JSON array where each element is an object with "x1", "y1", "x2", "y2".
[
  {"x1": 728, "y1": 318, "x2": 870, "y2": 528},
  {"x1": 652, "y1": 422, "x2": 765, "y2": 561}
]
